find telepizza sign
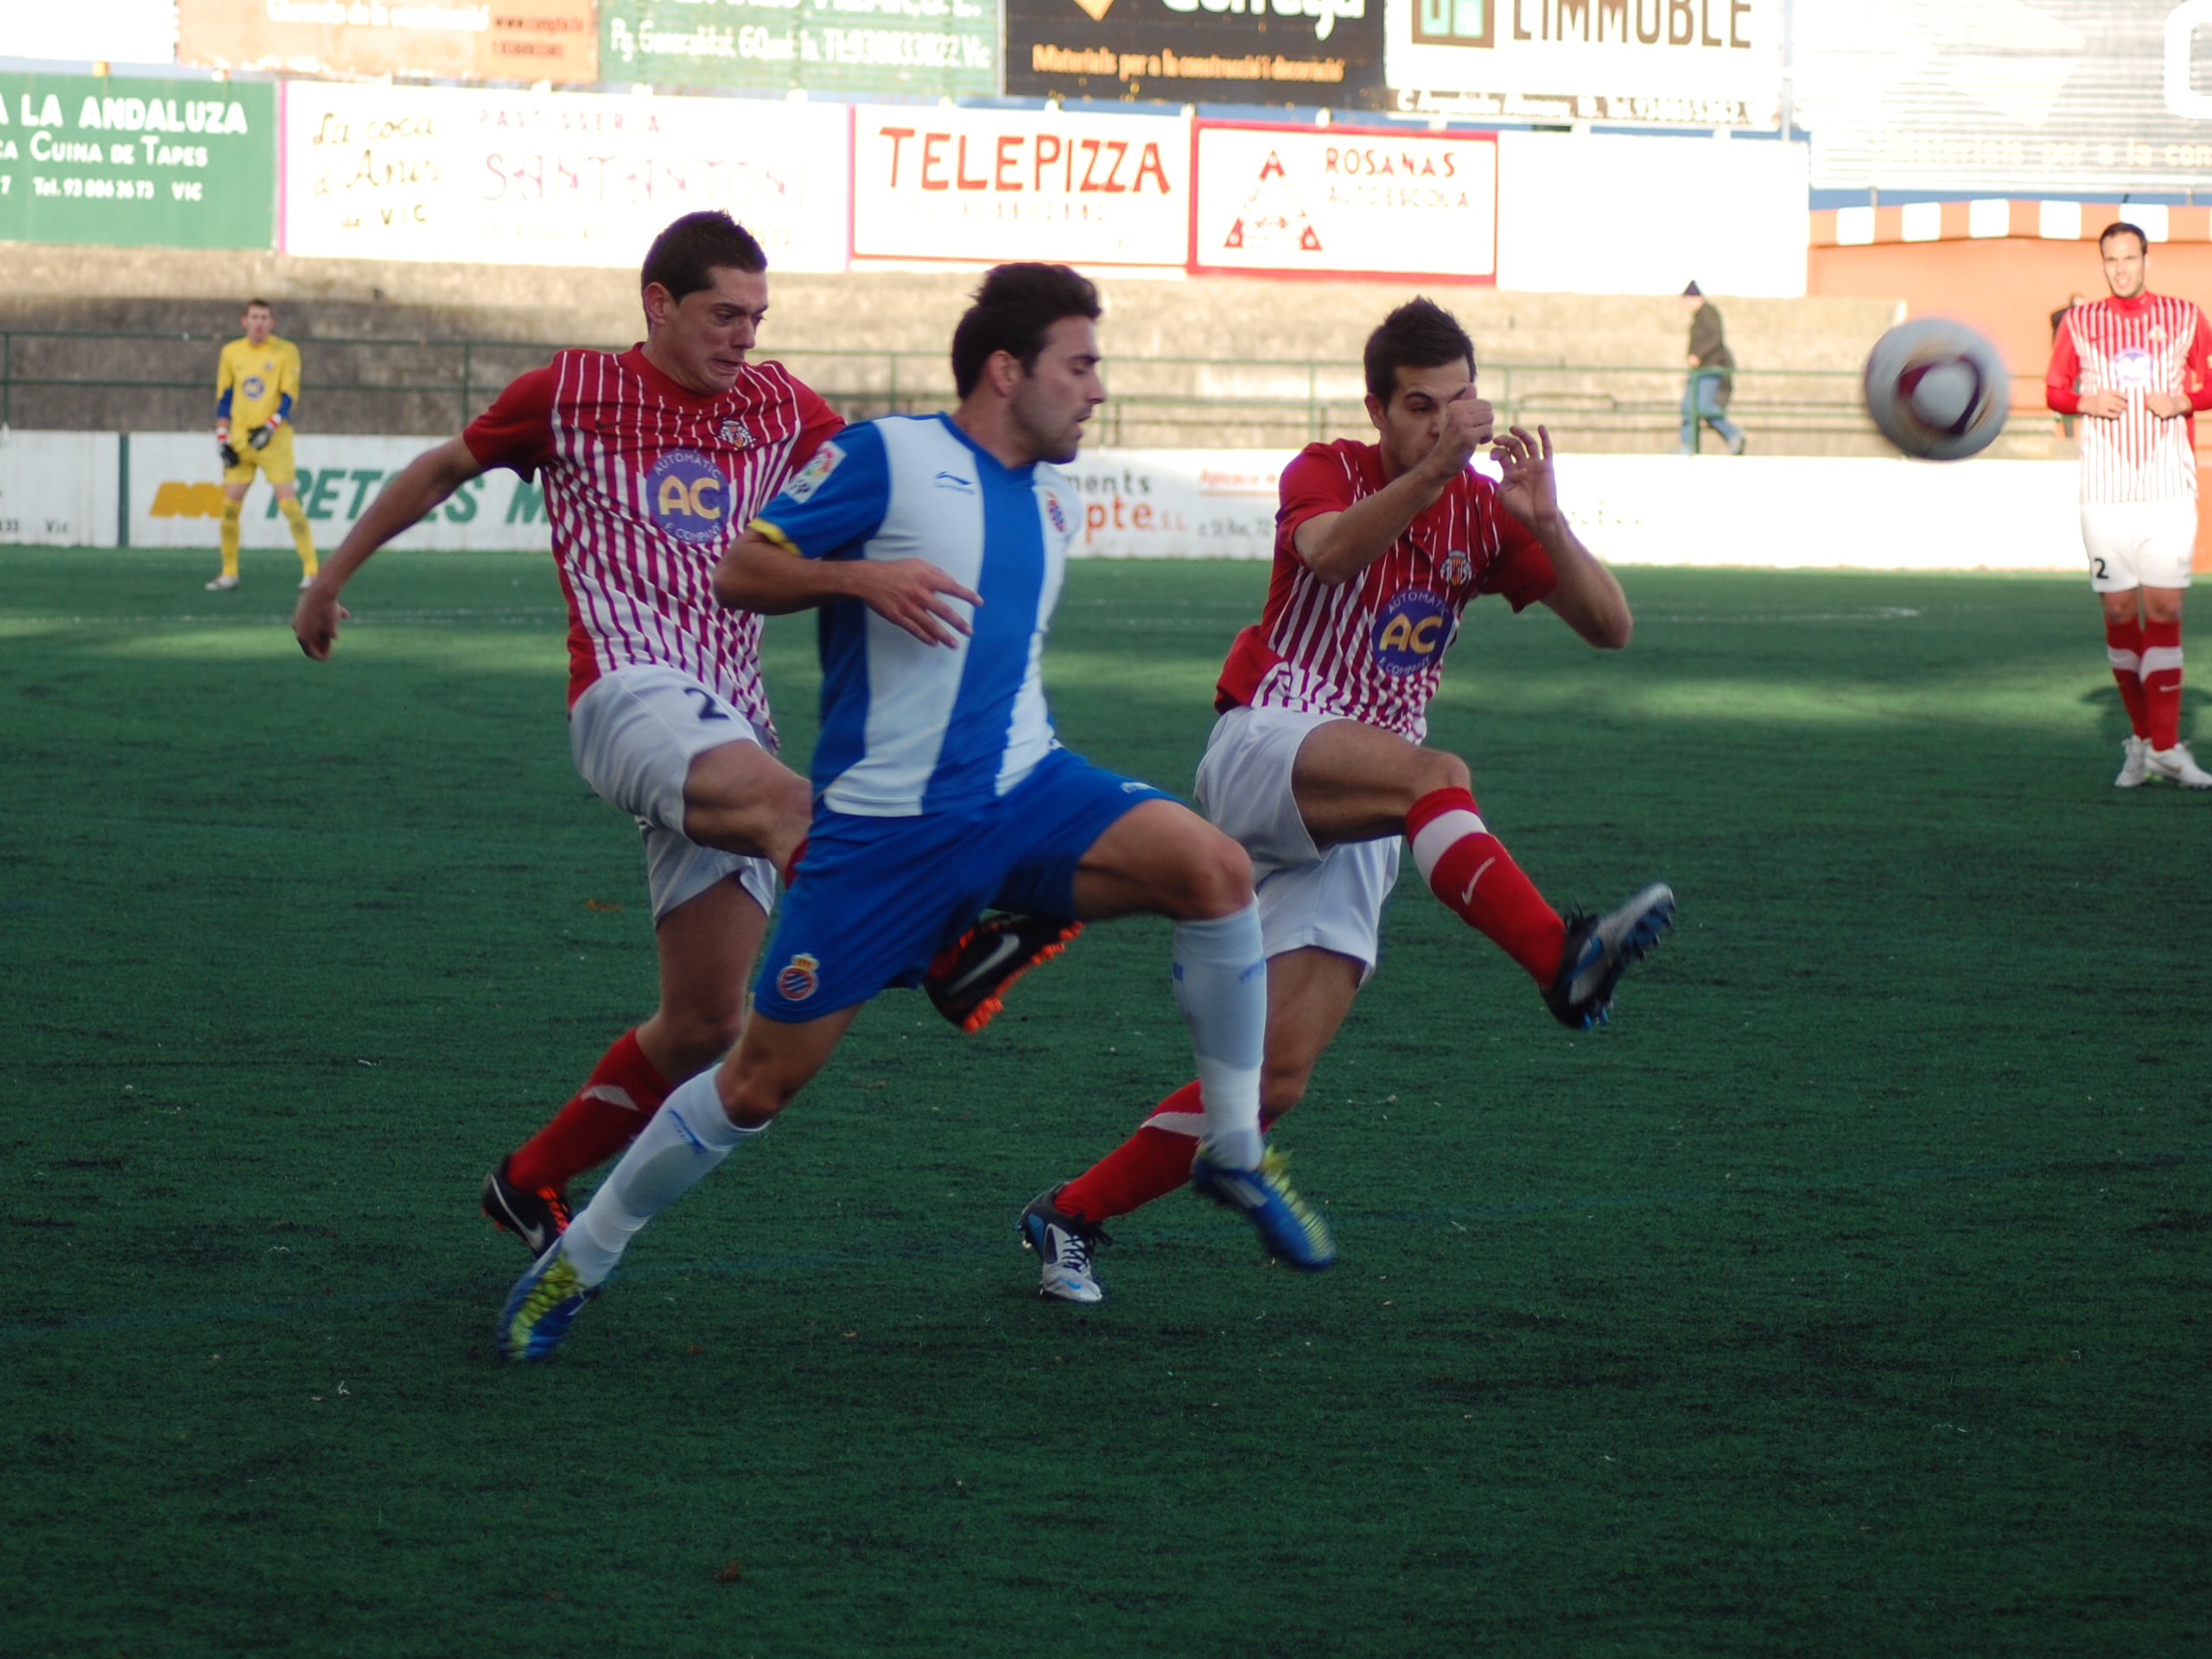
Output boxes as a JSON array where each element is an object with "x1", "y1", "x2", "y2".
[{"x1": 850, "y1": 105, "x2": 1192, "y2": 269}]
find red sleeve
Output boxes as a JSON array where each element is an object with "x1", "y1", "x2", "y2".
[
  {"x1": 2188, "y1": 307, "x2": 2212, "y2": 413},
  {"x1": 789, "y1": 382, "x2": 844, "y2": 471},
  {"x1": 2046, "y1": 318, "x2": 2082, "y2": 416},
  {"x1": 1478, "y1": 498, "x2": 1559, "y2": 613},
  {"x1": 1276, "y1": 443, "x2": 1357, "y2": 542},
  {"x1": 462, "y1": 365, "x2": 558, "y2": 479}
]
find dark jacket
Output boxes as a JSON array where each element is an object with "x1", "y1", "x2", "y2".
[{"x1": 1688, "y1": 302, "x2": 1734, "y2": 407}]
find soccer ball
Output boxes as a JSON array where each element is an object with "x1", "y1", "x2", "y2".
[{"x1": 1862, "y1": 318, "x2": 2011, "y2": 461}]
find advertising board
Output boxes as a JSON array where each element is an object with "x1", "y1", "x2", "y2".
[
  {"x1": 1796, "y1": 0, "x2": 2212, "y2": 195},
  {"x1": 850, "y1": 106, "x2": 1191, "y2": 270},
  {"x1": 1492, "y1": 130, "x2": 1806, "y2": 295},
  {"x1": 0, "y1": 433, "x2": 119, "y2": 549},
  {"x1": 1007, "y1": 0, "x2": 1385, "y2": 111},
  {"x1": 599, "y1": 0, "x2": 998, "y2": 99},
  {"x1": 179, "y1": 0, "x2": 598, "y2": 86},
  {"x1": 1063, "y1": 449, "x2": 1284, "y2": 558},
  {"x1": 1382, "y1": 0, "x2": 1783, "y2": 128},
  {"x1": 0, "y1": 74, "x2": 276, "y2": 251},
  {"x1": 282, "y1": 83, "x2": 851, "y2": 271},
  {"x1": 129, "y1": 433, "x2": 553, "y2": 552},
  {"x1": 1191, "y1": 122, "x2": 1495, "y2": 281}
]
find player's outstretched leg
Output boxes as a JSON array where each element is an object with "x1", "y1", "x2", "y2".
[
  {"x1": 496, "y1": 1068, "x2": 767, "y2": 1361},
  {"x1": 1170, "y1": 906, "x2": 1334, "y2": 1270},
  {"x1": 1406, "y1": 785, "x2": 1672, "y2": 1029},
  {"x1": 925, "y1": 912, "x2": 1084, "y2": 1034},
  {"x1": 1542, "y1": 882, "x2": 1676, "y2": 1031},
  {"x1": 483, "y1": 1027, "x2": 673, "y2": 1254}
]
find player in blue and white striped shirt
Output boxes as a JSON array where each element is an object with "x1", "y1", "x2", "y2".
[{"x1": 499, "y1": 265, "x2": 1335, "y2": 1359}]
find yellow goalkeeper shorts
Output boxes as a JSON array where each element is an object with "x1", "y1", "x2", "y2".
[{"x1": 222, "y1": 423, "x2": 297, "y2": 488}]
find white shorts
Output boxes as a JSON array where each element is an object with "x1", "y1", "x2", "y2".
[
  {"x1": 569, "y1": 664, "x2": 778, "y2": 924},
  {"x1": 2082, "y1": 499, "x2": 2196, "y2": 592},
  {"x1": 1195, "y1": 705, "x2": 1402, "y2": 983}
]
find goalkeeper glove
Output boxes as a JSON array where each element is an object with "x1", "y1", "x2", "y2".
[
  {"x1": 219, "y1": 440, "x2": 241, "y2": 468},
  {"x1": 248, "y1": 423, "x2": 275, "y2": 451}
]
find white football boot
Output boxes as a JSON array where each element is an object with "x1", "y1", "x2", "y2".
[
  {"x1": 204, "y1": 574, "x2": 239, "y2": 592},
  {"x1": 2147, "y1": 741, "x2": 2212, "y2": 789},
  {"x1": 2115, "y1": 735, "x2": 2150, "y2": 788}
]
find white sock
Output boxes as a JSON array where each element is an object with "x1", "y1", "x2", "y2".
[
  {"x1": 1171, "y1": 904, "x2": 1266, "y2": 1171},
  {"x1": 561, "y1": 1070, "x2": 764, "y2": 1287}
]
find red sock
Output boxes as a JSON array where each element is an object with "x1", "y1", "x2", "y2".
[
  {"x1": 1057, "y1": 1082, "x2": 1205, "y2": 1224},
  {"x1": 2106, "y1": 617, "x2": 2152, "y2": 739},
  {"x1": 1406, "y1": 786, "x2": 1567, "y2": 984},
  {"x1": 506, "y1": 1028, "x2": 672, "y2": 1192},
  {"x1": 1058, "y1": 1082, "x2": 1288, "y2": 1224},
  {"x1": 2142, "y1": 619, "x2": 2183, "y2": 751}
]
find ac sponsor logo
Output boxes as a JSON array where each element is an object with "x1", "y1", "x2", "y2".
[
  {"x1": 646, "y1": 448, "x2": 730, "y2": 544},
  {"x1": 2110, "y1": 347, "x2": 2157, "y2": 391},
  {"x1": 1370, "y1": 587, "x2": 1452, "y2": 674}
]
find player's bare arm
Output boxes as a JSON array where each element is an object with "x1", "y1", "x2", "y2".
[
  {"x1": 713, "y1": 527, "x2": 982, "y2": 647},
  {"x1": 1490, "y1": 423, "x2": 1632, "y2": 650},
  {"x1": 292, "y1": 435, "x2": 482, "y2": 660},
  {"x1": 1294, "y1": 380, "x2": 1494, "y2": 586}
]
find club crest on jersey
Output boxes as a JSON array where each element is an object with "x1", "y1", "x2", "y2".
[
  {"x1": 645, "y1": 448, "x2": 730, "y2": 545},
  {"x1": 242, "y1": 375, "x2": 266, "y2": 400},
  {"x1": 776, "y1": 952, "x2": 821, "y2": 1002},
  {"x1": 1440, "y1": 546, "x2": 1474, "y2": 585},
  {"x1": 1371, "y1": 589, "x2": 1452, "y2": 677},
  {"x1": 719, "y1": 416, "x2": 759, "y2": 448},
  {"x1": 782, "y1": 442, "x2": 842, "y2": 504},
  {"x1": 1045, "y1": 493, "x2": 1069, "y2": 534}
]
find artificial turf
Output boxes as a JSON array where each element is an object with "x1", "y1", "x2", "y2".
[{"x1": 2, "y1": 544, "x2": 2206, "y2": 1657}]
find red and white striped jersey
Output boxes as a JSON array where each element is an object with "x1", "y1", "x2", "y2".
[
  {"x1": 464, "y1": 346, "x2": 841, "y2": 734},
  {"x1": 1214, "y1": 439, "x2": 1557, "y2": 742},
  {"x1": 2046, "y1": 292, "x2": 2212, "y2": 505}
]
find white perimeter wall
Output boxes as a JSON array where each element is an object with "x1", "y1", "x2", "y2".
[{"x1": 3, "y1": 435, "x2": 2082, "y2": 574}]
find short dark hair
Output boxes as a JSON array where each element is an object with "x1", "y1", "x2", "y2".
[
  {"x1": 2100, "y1": 220, "x2": 2150, "y2": 255},
  {"x1": 641, "y1": 212, "x2": 767, "y2": 302},
  {"x1": 1363, "y1": 297, "x2": 1476, "y2": 404},
  {"x1": 244, "y1": 298, "x2": 272, "y2": 312},
  {"x1": 950, "y1": 264, "x2": 1102, "y2": 398}
]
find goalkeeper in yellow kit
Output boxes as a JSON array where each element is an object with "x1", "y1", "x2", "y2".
[{"x1": 207, "y1": 299, "x2": 318, "y2": 591}]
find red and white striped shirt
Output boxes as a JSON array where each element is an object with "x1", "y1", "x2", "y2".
[
  {"x1": 2046, "y1": 292, "x2": 2212, "y2": 505},
  {"x1": 464, "y1": 346, "x2": 841, "y2": 735},
  {"x1": 1215, "y1": 440, "x2": 1557, "y2": 742}
]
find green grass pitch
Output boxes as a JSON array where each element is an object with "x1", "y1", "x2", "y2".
[{"x1": 3, "y1": 544, "x2": 2207, "y2": 1656}]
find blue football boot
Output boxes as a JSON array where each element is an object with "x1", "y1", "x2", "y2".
[
  {"x1": 496, "y1": 1239, "x2": 598, "y2": 1362},
  {"x1": 1543, "y1": 881, "x2": 1675, "y2": 1031},
  {"x1": 1189, "y1": 1144, "x2": 1336, "y2": 1272}
]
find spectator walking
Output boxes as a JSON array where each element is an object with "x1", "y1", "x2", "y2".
[{"x1": 1678, "y1": 282, "x2": 1744, "y2": 455}]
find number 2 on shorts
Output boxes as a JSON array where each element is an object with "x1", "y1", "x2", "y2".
[{"x1": 683, "y1": 688, "x2": 731, "y2": 722}]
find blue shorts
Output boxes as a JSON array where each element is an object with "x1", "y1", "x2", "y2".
[{"x1": 752, "y1": 747, "x2": 1166, "y2": 1022}]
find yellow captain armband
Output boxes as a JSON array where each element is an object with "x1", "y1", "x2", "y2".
[{"x1": 749, "y1": 518, "x2": 801, "y2": 554}]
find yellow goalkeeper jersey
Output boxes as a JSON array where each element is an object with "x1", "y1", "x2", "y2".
[{"x1": 215, "y1": 335, "x2": 301, "y2": 430}]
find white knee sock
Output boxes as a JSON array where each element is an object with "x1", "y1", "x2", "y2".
[
  {"x1": 1171, "y1": 904, "x2": 1267, "y2": 1171},
  {"x1": 561, "y1": 1070, "x2": 765, "y2": 1286}
]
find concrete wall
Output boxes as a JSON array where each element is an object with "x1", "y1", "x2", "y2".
[{"x1": 0, "y1": 242, "x2": 1915, "y2": 453}]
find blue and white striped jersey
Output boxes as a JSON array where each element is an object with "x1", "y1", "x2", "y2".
[{"x1": 752, "y1": 413, "x2": 1082, "y2": 817}]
